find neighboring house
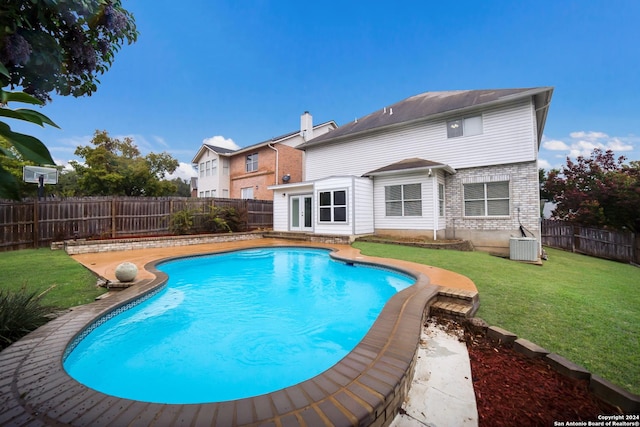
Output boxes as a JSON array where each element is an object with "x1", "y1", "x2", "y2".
[
  {"x1": 191, "y1": 112, "x2": 337, "y2": 200},
  {"x1": 269, "y1": 87, "x2": 554, "y2": 254}
]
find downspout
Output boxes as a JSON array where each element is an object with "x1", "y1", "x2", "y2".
[
  {"x1": 268, "y1": 143, "x2": 279, "y2": 185},
  {"x1": 433, "y1": 172, "x2": 438, "y2": 241}
]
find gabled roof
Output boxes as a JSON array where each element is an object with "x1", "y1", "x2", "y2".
[
  {"x1": 363, "y1": 158, "x2": 456, "y2": 177},
  {"x1": 191, "y1": 144, "x2": 237, "y2": 163},
  {"x1": 298, "y1": 87, "x2": 553, "y2": 149},
  {"x1": 232, "y1": 120, "x2": 337, "y2": 155}
]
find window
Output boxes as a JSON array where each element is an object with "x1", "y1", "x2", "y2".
[
  {"x1": 199, "y1": 163, "x2": 205, "y2": 178},
  {"x1": 205, "y1": 161, "x2": 211, "y2": 176},
  {"x1": 222, "y1": 159, "x2": 229, "y2": 175},
  {"x1": 205, "y1": 190, "x2": 210, "y2": 197},
  {"x1": 246, "y1": 153, "x2": 258, "y2": 172},
  {"x1": 241, "y1": 187, "x2": 254, "y2": 199},
  {"x1": 447, "y1": 115, "x2": 482, "y2": 138},
  {"x1": 199, "y1": 191, "x2": 204, "y2": 198},
  {"x1": 319, "y1": 190, "x2": 347, "y2": 222},
  {"x1": 385, "y1": 184, "x2": 422, "y2": 216},
  {"x1": 222, "y1": 189, "x2": 229, "y2": 198},
  {"x1": 438, "y1": 183, "x2": 445, "y2": 217},
  {"x1": 463, "y1": 181, "x2": 509, "y2": 216}
]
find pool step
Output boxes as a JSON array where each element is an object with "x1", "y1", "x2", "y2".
[{"x1": 430, "y1": 287, "x2": 479, "y2": 321}]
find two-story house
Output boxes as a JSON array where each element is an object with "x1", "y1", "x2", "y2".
[
  {"x1": 269, "y1": 88, "x2": 554, "y2": 254},
  {"x1": 192, "y1": 112, "x2": 337, "y2": 200}
]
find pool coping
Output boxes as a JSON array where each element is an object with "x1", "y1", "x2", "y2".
[{"x1": 0, "y1": 243, "x2": 442, "y2": 427}]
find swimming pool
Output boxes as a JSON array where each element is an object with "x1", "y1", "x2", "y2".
[{"x1": 63, "y1": 247, "x2": 415, "y2": 404}]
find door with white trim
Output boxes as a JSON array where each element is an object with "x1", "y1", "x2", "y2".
[{"x1": 290, "y1": 195, "x2": 313, "y2": 231}]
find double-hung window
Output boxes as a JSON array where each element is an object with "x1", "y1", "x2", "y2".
[
  {"x1": 463, "y1": 181, "x2": 510, "y2": 216},
  {"x1": 211, "y1": 159, "x2": 217, "y2": 176},
  {"x1": 241, "y1": 187, "x2": 254, "y2": 199},
  {"x1": 385, "y1": 184, "x2": 422, "y2": 216},
  {"x1": 447, "y1": 115, "x2": 483, "y2": 138},
  {"x1": 246, "y1": 153, "x2": 258, "y2": 172},
  {"x1": 319, "y1": 190, "x2": 347, "y2": 222},
  {"x1": 199, "y1": 163, "x2": 205, "y2": 178},
  {"x1": 438, "y1": 183, "x2": 445, "y2": 217}
]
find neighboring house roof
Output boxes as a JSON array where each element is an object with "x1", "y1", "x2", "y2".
[
  {"x1": 363, "y1": 158, "x2": 456, "y2": 177},
  {"x1": 192, "y1": 120, "x2": 339, "y2": 162},
  {"x1": 298, "y1": 87, "x2": 553, "y2": 149},
  {"x1": 232, "y1": 120, "x2": 338, "y2": 155},
  {"x1": 191, "y1": 144, "x2": 237, "y2": 163}
]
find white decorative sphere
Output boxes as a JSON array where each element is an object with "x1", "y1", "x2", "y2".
[{"x1": 115, "y1": 262, "x2": 138, "y2": 282}]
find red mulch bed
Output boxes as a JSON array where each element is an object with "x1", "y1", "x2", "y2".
[{"x1": 463, "y1": 325, "x2": 621, "y2": 426}]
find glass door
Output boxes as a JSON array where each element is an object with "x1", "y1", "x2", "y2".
[{"x1": 290, "y1": 195, "x2": 313, "y2": 231}]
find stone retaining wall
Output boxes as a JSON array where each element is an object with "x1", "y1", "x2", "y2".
[{"x1": 59, "y1": 232, "x2": 263, "y2": 255}]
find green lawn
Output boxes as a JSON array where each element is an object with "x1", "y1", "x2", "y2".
[
  {"x1": 0, "y1": 249, "x2": 105, "y2": 308},
  {"x1": 353, "y1": 242, "x2": 640, "y2": 395}
]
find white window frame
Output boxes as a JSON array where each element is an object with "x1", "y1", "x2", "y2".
[
  {"x1": 246, "y1": 153, "x2": 258, "y2": 172},
  {"x1": 447, "y1": 115, "x2": 483, "y2": 138},
  {"x1": 205, "y1": 161, "x2": 211, "y2": 177},
  {"x1": 199, "y1": 162, "x2": 205, "y2": 178},
  {"x1": 318, "y1": 189, "x2": 347, "y2": 223},
  {"x1": 211, "y1": 159, "x2": 217, "y2": 176},
  {"x1": 241, "y1": 187, "x2": 254, "y2": 199},
  {"x1": 384, "y1": 183, "x2": 422, "y2": 217},
  {"x1": 438, "y1": 183, "x2": 445, "y2": 217},
  {"x1": 222, "y1": 158, "x2": 229, "y2": 175},
  {"x1": 463, "y1": 181, "x2": 510, "y2": 217}
]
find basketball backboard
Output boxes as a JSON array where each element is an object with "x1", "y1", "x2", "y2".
[{"x1": 23, "y1": 166, "x2": 59, "y2": 185}]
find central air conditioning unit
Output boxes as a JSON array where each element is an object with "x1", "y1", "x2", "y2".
[{"x1": 509, "y1": 237, "x2": 539, "y2": 262}]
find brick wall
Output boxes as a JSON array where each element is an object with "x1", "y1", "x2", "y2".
[{"x1": 445, "y1": 161, "x2": 540, "y2": 252}]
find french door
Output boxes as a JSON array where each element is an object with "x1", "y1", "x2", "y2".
[{"x1": 290, "y1": 195, "x2": 313, "y2": 231}]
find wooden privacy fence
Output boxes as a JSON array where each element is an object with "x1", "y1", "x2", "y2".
[
  {"x1": 0, "y1": 197, "x2": 273, "y2": 251},
  {"x1": 541, "y1": 219, "x2": 639, "y2": 264}
]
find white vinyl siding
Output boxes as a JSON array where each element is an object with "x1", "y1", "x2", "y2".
[
  {"x1": 463, "y1": 181, "x2": 510, "y2": 217},
  {"x1": 305, "y1": 99, "x2": 536, "y2": 180},
  {"x1": 373, "y1": 174, "x2": 436, "y2": 231}
]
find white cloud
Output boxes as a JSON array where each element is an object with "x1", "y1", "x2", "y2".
[
  {"x1": 608, "y1": 137, "x2": 633, "y2": 152},
  {"x1": 569, "y1": 131, "x2": 608, "y2": 140},
  {"x1": 537, "y1": 158, "x2": 551, "y2": 169},
  {"x1": 202, "y1": 135, "x2": 240, "y2": 151},
  {"x1": 542, "y1": 139, "x2": 569, "y2": 151},
  {"x1": 166, "y1": 162, "x2": 197, "y2": 181}
]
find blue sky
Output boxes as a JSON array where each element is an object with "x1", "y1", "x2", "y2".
[{"x1": 12, "y1": 0, "x2": 640, "y2": 180}]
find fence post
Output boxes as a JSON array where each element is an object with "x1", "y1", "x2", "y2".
[
  {"x1": 33, "y1": 199, "x2": 39, "y2": 248},
  {"x1": 111, "y1": 198, "x2": 117, "y2": 238}
]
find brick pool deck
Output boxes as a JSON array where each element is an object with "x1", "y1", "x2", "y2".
[{"x1": 0, "y1": 239, "x2": 476, "y2": 427}]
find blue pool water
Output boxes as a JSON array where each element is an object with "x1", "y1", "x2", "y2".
[{"x1": 63, "y1": 248, "x2": 414, "y2": 403}]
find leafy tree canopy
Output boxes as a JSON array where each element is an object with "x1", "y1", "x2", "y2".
[
  {"x1": 0, "y1": 0, "x2": 137, "y2": 102},
  {"x1": 542, "y1": 148, "x2": 640, "y2": 232},
  {"x1": 71, "y1": 130, "x2": 179, "y2": 196}
]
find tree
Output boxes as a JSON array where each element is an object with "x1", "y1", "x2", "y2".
[
  {"x1": 71, "y1": 130, "x2": 179, "y2": 196},
  {"x1": 542, "y1": 148, "x2": 640, "y2": 232},
  {"x1": 0, "y1": 0, "x2": 137, "y2": 102},
  {"x1": 168, "y1": 178, "x2": 192, "y2": 197},
  {"x1": 0, "y1": 63, "x2": 57, "y2": 199}
]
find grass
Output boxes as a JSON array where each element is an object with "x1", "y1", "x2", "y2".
[
  {"x1": 352, "y1": 242, "x2": 640, "y2": 395},
  {"x1": 0, "y1": 249, "x2": 105, "y2": 309}
]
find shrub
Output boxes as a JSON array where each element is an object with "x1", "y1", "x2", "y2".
[
  {"x1": 0, "y1": 286, "x2": 57, "y2": 351},
  {"x1": 169, "y1": 207, "x2": 195, "y2": 234},
  {"x1": 203, "y1": 206, "x2": 246, "y2": 233}
]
